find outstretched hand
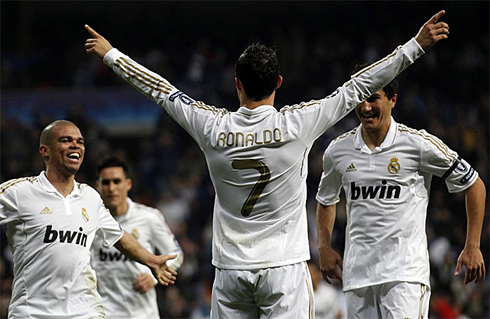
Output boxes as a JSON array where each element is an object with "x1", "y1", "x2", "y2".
[
  {"x1": 415, "y1": 10, "x2": 449, "y2": 50},
  {"x1": 85, "y1": 24, "x2": 113, "y2": 59},
  {"x1": 150, "y1": 254, "x2": 178, "y2": 286}
]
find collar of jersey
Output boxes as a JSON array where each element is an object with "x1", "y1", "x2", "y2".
[
  {"x1": 236, "y1": 105, "x2": 275, "y2": 116},
  {"x1": 38, "y1": 171, "x2": 81, "y2": 198},
  {"x1": 354, "y1": 116, "x2": 398, "y2": 152}
]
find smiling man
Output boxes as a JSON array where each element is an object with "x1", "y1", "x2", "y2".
[
  {"x1": 315, "y1": 66, "x2": 486, "y2": 318},
  {"x1": 0, "y1": 120, "x2": 178, "y2": 319}
]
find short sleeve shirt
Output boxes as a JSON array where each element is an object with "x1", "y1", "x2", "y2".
[
  {"x1": 316, "y1": 119, "x2": 478, "y2": 291},
  {"x1": 0, "y1": 171, "x2": 123, "y2": 318}
]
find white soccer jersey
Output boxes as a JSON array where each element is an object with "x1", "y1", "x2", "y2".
[
  {"x1": 0, "y1": 171, "x2": 123, "y2": 319},
  {"x1": 103, "y1": 38, "x2": 424, "y2": 269},
  {"x1": 316, "y1": 118, "x2": 479, "y2": 291},
  {"x1": 91, "y1": 198, "x2": 183, "y2": 319}
]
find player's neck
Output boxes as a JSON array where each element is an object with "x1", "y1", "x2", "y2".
[
  {"x1": 111, "y1": 200, "x2": 129, "y2": 217},
  {"x1": 240, "y1": 92, "x2": 276, "y2": 110},
  {"x1": 45, "y1": 169, "x2": 75, "y2": 197},
  {"x1": 361, "y1": 127, "x2": 389, "y2": 151}
]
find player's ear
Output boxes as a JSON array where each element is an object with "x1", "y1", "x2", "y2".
[
  {"x1": 127, "y1": 178, "x2": 133, "y2": 191},
  {"x1": 390, "y1": 93, "x2": 398, "y2": 109},
  {"x1": 276, "y1": 75, "x2": 283, "y2": 89},
  {"x1": 235, "y1": 78, "x2": 243, "y2": 91},
  {"x1": 39, "y1": 144, "x2": 49, "y2": 160},
  {"x1": 95, "y1": 179, "x2": 101, "y2": 192}
]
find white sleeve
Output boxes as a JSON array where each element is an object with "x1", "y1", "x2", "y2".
[
  {"x1": 0, "y1": 183, "x2": 19, "y2": 224},
  {"x1": 419, "y1": 130, "x2": 478, "y2": 193},
  {"x1": 95, "y1": 196, "x2": 124, "y2": 248},
  {"x1": 281, "y1": 38, "x2": 425, "y2": 143},
  {"x1": 315, "y1": 145, "x2": 343, "y2": 206},
  {"x1": 150, "y1": 211, "x2": 184, "y2": 270},
  {"x1": 103, "y1": 48, "x2": 225, "y2": 147}
]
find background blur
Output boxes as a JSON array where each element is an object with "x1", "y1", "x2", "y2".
[{"x1": 1, "y1": 1, "x2": 488, "y2": 318}]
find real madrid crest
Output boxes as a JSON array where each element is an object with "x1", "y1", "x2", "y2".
[
  {"x1": 81, "y1": 207, "x2": 89, "y2": 222},
  {"x1": 388, "y1": 157, "x2": 401, "y2": 174},
  {"x1": 131, "y1": 228, "x2": 140, "y2": 240}
]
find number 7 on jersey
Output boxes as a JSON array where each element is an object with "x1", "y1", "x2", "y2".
[{"x1": 232, "y1": 159, "x2": 271, "y2": 217}]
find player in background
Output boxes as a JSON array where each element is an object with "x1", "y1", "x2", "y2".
[
  {"x1": 84, "y1": 10, "x2": 448, "y2": 318},
  {"x1": 0, "y1": 120, "x2": 177, "y2": 319},
  {"x1": 91, "y1": 156, "x2": 184, "y2": 319},
  {"x1": 315, "y1": 62, "x2": 486, "y2": 318}
]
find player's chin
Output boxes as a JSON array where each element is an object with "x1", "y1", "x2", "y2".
[{"x1": 63, "y1": 163, "x2": 82, "y2": 175}]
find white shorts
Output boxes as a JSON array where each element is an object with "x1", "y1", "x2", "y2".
[
  {"x1": 211, "y1": 261, "x2": 314, "y2": 319},
  {"x1": 345, "y1": 281, "x2": 431, "y2": 319}
]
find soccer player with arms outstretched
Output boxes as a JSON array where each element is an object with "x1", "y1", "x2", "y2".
[{"x1": 84, "y1": 10, "x2": 448, "y2": 318}]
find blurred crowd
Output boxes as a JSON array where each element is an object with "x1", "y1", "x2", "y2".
[{"x1": 1, "y1": 2, "x2": 488, "y2": 318}]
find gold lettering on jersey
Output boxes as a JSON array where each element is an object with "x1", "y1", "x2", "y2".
[
  {"x1": 388, "y1": 157, "x2": 401, "y2": 174},
  {"x1": 217, "y1": 128, "x2": 282, "y2": 147},
  {"x1": 81, "y1": 208, "x2": 89, "y2": 222},
  {"x1": 40, "y1": 206, "x2": 53, "y2": 214},
  {"x1": 131, "y1": 228, "x2": 140, "y2": 240}
]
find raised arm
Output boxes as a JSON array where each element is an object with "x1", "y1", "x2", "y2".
[
  {"x1": 114, "y1": 231, "x2": 178, "y2": 286},
  {"x1": 455, "y1": 177, "x2": 486, "y2": 284},
  {"x1": 316, "y1": 203, "x2": 343, "y2": 285}
]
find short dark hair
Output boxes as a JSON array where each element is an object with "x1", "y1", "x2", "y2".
[
  {"x1": 352, "y1": 63, "x2": 399, "y2": 99},
  {"x1": 40, "y1": 120, "x2": 78, "y2": 146},
  {"x1": 96, "y1": 156, "x2": 130, "y2": 177},
  {"x1": 235, "y1": 43, "x2": 280, "y2": 101}
]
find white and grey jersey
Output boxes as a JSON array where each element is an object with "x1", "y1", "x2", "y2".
[
  {"x1": 91, "y1": 198, "x2": 183, "y2": 319},
  {"x1": 316, "y1": 118, "x2": 478, "y2": 291},
  {"x1": 0, "y1": 171, "x2": 123, "y2": 319},
  {"x1": 104, "y1": 38, "x2": 425, "y2": 269}
]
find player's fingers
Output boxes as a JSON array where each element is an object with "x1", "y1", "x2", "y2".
[
  {"x1": 168, "y1": 267, "x2": 177, "y2": 276},
  {"x1": 433, "y1": 25, "x2": 450, "y2": 36},
  {"x1": 338, "y1": 257, "x2": 343, "y2": 271},
  {"x1": 454, "y1": 259, "x2": 462, "y2": 275},
  {"x1": 163, "y1": 254, "x2": 178, "y2": 263},
  {"x1": 428, "y1": 10, "x2": 446, "y2": 24},
  {"x1": 321, "y1": 271, "x2": 332, "y2": 284},
  {"x1": 434, "y1": 21, "x2": 449, "y2": 31},
  {"x1": 434, "y1": 34, "x2": 449, "y2": 42},
  {"x1": 84, "y1": 24, "x2": 101, "y2": 38},
  {"x1": 475, "y1": 267, "x2": 483, "y2": 284}
]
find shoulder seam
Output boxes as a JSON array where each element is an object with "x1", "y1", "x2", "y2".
[
  {"x1": 331, "y1": 127, "x2": 357, "y2": 144},
  {"x1": 0, "y1": 176, "x2": 37, "y2": 195},
  {"x1": 398, "y1": 124, "x2": 457, "y2": 161}
]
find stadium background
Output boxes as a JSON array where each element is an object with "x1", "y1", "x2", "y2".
[{"x1": 1, "y1": 1, "x2": 488, "y2": 318}]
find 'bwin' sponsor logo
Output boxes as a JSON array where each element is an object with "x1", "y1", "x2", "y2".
[
  {"x1": 43, "y1": 225, "x2": 88, "y2": 247},
  {"x1": 99, "y1": 249, "x2": 132, "y2": 262},
  {"x1": 351, "y1": 180, "x2": 401, "y2": 200}
]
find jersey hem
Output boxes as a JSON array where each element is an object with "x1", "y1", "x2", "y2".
[
  {"x1": 212, "y1": 256, "x2": 310, "y2": 270},
  {"x1": 343, "y1": 277, "x2": 431, "y2": 292}
]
